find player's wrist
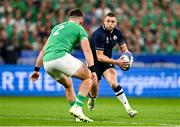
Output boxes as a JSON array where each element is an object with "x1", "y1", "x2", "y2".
[
  {"x1": 88, "y1": 65, "x2": 96, "y2": 72},
  {"x1": 34, "y1": 66, "x2": 40, "y2": 72},
  {"x1": 113, "y1": 59, "x2": 118, "y2": 65}
]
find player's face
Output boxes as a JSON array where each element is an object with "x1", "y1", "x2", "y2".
[{"x1": 104, "y1": 16, "x2": 117, "y2": 32}]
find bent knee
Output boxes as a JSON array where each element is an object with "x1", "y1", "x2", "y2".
[
  {"x1": 57, "y1": 77, "x2": 73, "y2": 89},
  {"x1": 82, "y1": 69, "x2": 92, "y2": 80},
  {"x1": 64, "y1": 83, "x2": 73, "y2": 89},
  {"x1": 86, "y1": 78, "x2": 93, "y2": 86},
  {"x1": 86, "y1": 70, "x2": 92, "y2": 79},
  {"x1": 74, "y1": 64, "x2": 92, "y2": 80}
]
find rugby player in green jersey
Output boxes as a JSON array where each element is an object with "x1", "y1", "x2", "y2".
[{"x1": 30, "y1": 8, "x2": 98, "y2": 122}]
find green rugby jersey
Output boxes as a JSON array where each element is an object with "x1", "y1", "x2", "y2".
[{"x1": 43, "y1": 21, "x2": 88, "y2": 61}]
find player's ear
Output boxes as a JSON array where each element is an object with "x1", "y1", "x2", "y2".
[
  {"x1": 115, "y1": 21, "x2": 117, "y2": 26},
  {"x1": 114, "y1": 19, "x2": 117, "y2": 26},
  {"x1": 80, "y1": 18, "x2": 84, "y2": 25}
]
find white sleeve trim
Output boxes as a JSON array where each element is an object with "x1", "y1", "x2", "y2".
[{"x1": 95, "y1": 47, "x2": 104, "y2": 50}]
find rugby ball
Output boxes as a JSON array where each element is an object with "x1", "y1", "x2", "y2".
[{"x1": 119, "y1": 52, "x2": 133, "y2": 71}]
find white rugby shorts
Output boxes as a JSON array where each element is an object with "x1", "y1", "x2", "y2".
[{"x1": 43, "y1": 53, "x2": 83, "y2": 80}]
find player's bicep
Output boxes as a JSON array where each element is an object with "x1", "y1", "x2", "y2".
[
  {"x1": 117, "y1": 30, "x2": 125, "y2": 45},
  {"x1": 79, "y1": 26, "x2": 88, "y2": 42},
  {"x1": 80, "y1": 38, "x2": 90, "y2": 52},
  {"x1": 93, "y1": 34, "x2": 105, "y2": 50}
]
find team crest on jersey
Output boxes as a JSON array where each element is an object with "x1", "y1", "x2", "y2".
[{"x1": 113, "y1": 35, "x2": 117, "y2": 40}]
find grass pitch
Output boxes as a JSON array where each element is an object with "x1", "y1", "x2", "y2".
[{"x1": 0, "y1": 97, "x2": 180, "y2": 126}]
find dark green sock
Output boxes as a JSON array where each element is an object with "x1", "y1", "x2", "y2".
[
  {"x1": 75, "y1": 94, "x2": 86, "y2": 107},
  {"x1": 69, "y1": 100, "x2": 75, "y2": 107}
]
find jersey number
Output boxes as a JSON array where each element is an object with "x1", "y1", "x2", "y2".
[{"x1": 53, "y1": 25, "x2": 64, "y2": 36}]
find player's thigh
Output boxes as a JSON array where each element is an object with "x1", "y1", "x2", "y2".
[
  {"x1": 44, "y1": 53, "x2": 84, "y2": 77},
  {"x1": 43, "y1": 66, "x2": 73, "y2": 89},
  {"x1": 44, "y1": 62, "x2": 64, "y2": 81},
  {"x1": 72, "y1": 63, "x2": 91, "y2": 80},
  {"x1": 103, "y1": 68, "x2": 118, "y2": 84}
]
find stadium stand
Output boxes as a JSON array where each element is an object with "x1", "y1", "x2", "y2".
[{"x1": 0, "y1": 0, "x2": 179, "y2": 64}]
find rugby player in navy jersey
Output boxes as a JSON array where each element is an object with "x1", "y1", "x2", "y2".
[{"x1": 87, "y1": 12, "x2": 138, "y2": 117}]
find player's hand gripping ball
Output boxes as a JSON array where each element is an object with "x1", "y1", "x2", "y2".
[{"x1": 119, "y1": 52, "x2": 133, "y2": 71}]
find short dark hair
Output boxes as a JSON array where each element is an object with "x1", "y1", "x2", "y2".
[
  {"x1": 69, "y1": 8, "x2": 83, "y2": 17},
  {"x1": 106, "y1": 12, "x2": 117, "y2": 18}
]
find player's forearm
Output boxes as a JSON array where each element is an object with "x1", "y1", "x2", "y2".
[
  {"x1": 35, "y1": 49, "x2": 44, "y2": 68},
  {"x1": 97, "y1": 54, "x2": 117, "y2": 65},
  {"x1": 35, "y1": 39, "x2": 49, "y2": 68},
  {"x1": 82, "y1": 44, "x2": 94, "y2": 66},
  {"x1": 119, "y1": 43, "x2": 129, "y2": 53},
  {"x1": 81, "y1": 39, "x2": 95, "y2": 66},
  {"x1": 84, "y1": 50, "x2": 94, "y2": 66}
]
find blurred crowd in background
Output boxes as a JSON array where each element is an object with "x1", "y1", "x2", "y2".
[{"x1": 0, "y1": 0, "x2": 179, "y2": 64}]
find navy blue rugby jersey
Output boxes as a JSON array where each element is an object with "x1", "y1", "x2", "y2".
[{"x1": 90, "y1": 25, "x2": 125, "y2": 61}]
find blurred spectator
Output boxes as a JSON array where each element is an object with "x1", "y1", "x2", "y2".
[
  {"x1": 0, "y1": 26, "x2": 18, "y2": 63},
  {"x1": 0, "y1": 0, "x2": 179, "y2": 63}
]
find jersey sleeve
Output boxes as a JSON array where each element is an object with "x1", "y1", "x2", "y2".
[
  {"x1": 117, "y1": 30, "x2": 125, "y2": 45},
  {"x1": 92, "y1": 32, "x2": 105, "y2": 51},
  {"x1": 79, "y1": 26, "x2": 88, "y2": 41}
]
